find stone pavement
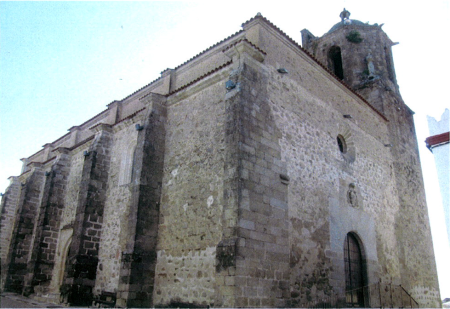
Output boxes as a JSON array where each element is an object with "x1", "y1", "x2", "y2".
[{"x1": 0, "y1": 293, "x2": 64, "y2": 308}]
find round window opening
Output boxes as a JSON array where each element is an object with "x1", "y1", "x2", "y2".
[{"x1": 337, "y1": 135, "x2": 347, "y2": 153}]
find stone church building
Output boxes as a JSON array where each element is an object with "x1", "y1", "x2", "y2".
[{"x1": 1, "y1": 10, "x2": 441, "y2": 307}]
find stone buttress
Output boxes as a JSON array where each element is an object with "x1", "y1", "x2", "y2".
[
  {"x1": 116, "y1": 93, "x2": 166, "y2": 308},
  {"x1": 1, "y1": 176, "x2": 21, "y2": 291},
  {"x1": 217, "y1": 39, "x2": 291, "y2": 307},
  {"x1": 61, "y1": 124, "x2": 112, "y2": 306},
  {"x1": 3, "y1": 164, "x2": 47, "y2": 294},
  {"x1": 22, "y1": 148, "x2": 71, "y2": 299}
]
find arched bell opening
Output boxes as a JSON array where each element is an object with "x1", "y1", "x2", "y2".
[{"x1": 328, "y1": 46, "x2": 344, "y2": 80}]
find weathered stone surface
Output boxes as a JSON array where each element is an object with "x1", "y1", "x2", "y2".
[
  {"x1": 0, "y1": 12, "x2": 440, "y2": 308},
  {"x1": 1, "y1": 177, "x2": 21, "y2": 291}
]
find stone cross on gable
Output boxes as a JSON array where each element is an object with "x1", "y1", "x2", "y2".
[{"x1": 340, "y1": 8, "x2": 351, "y2": 22}]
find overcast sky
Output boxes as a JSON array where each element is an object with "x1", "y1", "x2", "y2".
[{"x1": 0, "y1": 0, "x2": 449, "y2": 299}]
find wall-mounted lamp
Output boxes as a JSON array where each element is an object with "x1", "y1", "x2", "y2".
[
  {"x1": 277, "y1": 68, "x2": 289, "y2": 74},
  {"x1": 135, "y1": 124, "x2": 144, "y2": 131},
  {"x1": 384, "y1": 144, "x2": 393, "y2": 147},
  {"x1": 225, "y1": 80, "x2": 236, "y2": 90},
  {"x1": 83, "y1": 151, "x2": 90, "y2": 157},
  {"x1": 343, "y1": 114, "x2": 353, "y2": 119}
]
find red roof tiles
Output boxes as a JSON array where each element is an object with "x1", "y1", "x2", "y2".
[{"x1": 425, "y1": 131, "x2": 450, "y2": 150}]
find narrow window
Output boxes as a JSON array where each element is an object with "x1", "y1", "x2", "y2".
[
  {"x1": 344, "y1": 233, "x2": 366, "y2": 307},
  {"x1": 130, "y1": 146, "x2": 137, "y2": 183},
  {"x1": 328, "y1": 46, "x2": 344, "y2": 80},
  {"x1": 337, "y1": 135, "x2": 347, "y2": 153}
]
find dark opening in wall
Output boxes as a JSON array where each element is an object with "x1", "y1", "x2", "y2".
[
  {"x1": 328, "y1": 46, "x2": 344, "y2": 80},
  {"x1": 344, "y1": 233, "x2": 367, "y2": 307},
  {"x1": 337, "y1": 135, "x2": 347, "y2": 153}
]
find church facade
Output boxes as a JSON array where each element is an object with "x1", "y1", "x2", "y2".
[{"x1": 0, "y1": 11, "x2": 441, "y2": 307}]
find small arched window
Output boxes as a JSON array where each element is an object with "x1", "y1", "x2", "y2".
[
  {"x1": 328, "y1": 46, "x2": 344, "y2": 80},
  {"x1": 344, "y1": 232, "x2": 366, "y2": 307},
  {"x1": 337, "y1": 134, "x2": 347, "y2": 153}
]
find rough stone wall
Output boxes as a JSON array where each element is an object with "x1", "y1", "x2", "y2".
[
  {"x1": 301, "y1": 19, "x2": 440, "y2": 307},
  {"x1": 4, "y1": 165, "x2": 46, "y2": 294},
  {"x1": 383, "y1": 91, "x2": 441, "y2": 306},
  {"x1": 118, "y1": 94, "x2": 166, "y2": 308},
  {"x1": 0, "y1": 177, "x2": 21, "y2": 291},
  {"x1": 221, "y1": 43, "x2": 292, "y2": 308},
  {"x1": 242, "y1": 18, "x2": 441, "y2": 307},
  {"x1": 45, "y1": 141, "x2": 91, "y2": 300},
  {"x1": 61, "y1": 125, "x2": 113, "y2": 306},
  {"x1": 153, "y1": 77, "x2": 228, "y2": 307},
  {"x1": 0, "y1": 14, "x2": 441, "y2": 308},
  {"x1": 60, "y1": 144, "x2": 92, "y2": 228},
  {"x1": 266, "y1": 66, "x2": 399, "y2": 304},
  {"x1": 24, "y1": 149, "x2": 71, "y2": 298},
  {"x1": 214, "y1": 64, "x2": 242, "y2": 307},
  {"x1": 93, "y1": 121, "x2": 139, "y2": 297}
]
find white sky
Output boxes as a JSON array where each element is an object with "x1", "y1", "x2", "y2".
[{"x1": 0, "y1": 0, "x2": 449, "y2": 300}]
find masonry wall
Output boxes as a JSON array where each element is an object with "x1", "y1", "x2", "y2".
[
  {"x1": 121, "y1": 95, "x2": 167, "y2": 307},
  {"x1": 300, "y1": 20, "x2": 440, "y2": 306},
  {"x1": 266, "y1": 64, "x2": 397, "y2": 303},
  {"x1": 243, "y1": 19, "x2": 440, "y2": 307},
  {"x1": 45, "y1": 141, "x2": 91, "y2": 301},
  {"x1": 153, "y1": 76, "x2": 228, "y2": 307},
  {"x1": 384, "y1": 91, "x2": 440, "y2": 306},
  {"x1": 4, "y1": 165, "x2": 46, "y2": 294},
  {"x1": 0, "y1": 177, "x2": 21, "y2": 290},
  {"x1": 23, "y1": 149, "x2": 72, "y2": 298},
  {"x1": 93, "y1": 121, "x2": 139, "y2": 296},
  {"x1": 1, "y1": 15, "x2": 441, "y2": 308},
  {"x1": 231, "y1": 54, "x2": 291, "y2": 308}
]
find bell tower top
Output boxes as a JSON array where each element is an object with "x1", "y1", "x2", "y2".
[{"x1": 301, "y1": 9, "x2": 400, "y2": 114}]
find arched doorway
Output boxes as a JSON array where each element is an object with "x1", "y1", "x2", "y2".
[
  {"x1": 52, "y1": 229, "x2": 72, "y2": 304},
  {"x1": 328, "y1": 46, "x2": 344, "y2": 80},
  {"x1": 344, "y1": 232, "x2": 366, "y2": 307}
]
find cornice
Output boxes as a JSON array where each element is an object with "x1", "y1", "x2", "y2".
[{"x1": 166, "y1": 61, "x2": 233, "y2": 99}]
